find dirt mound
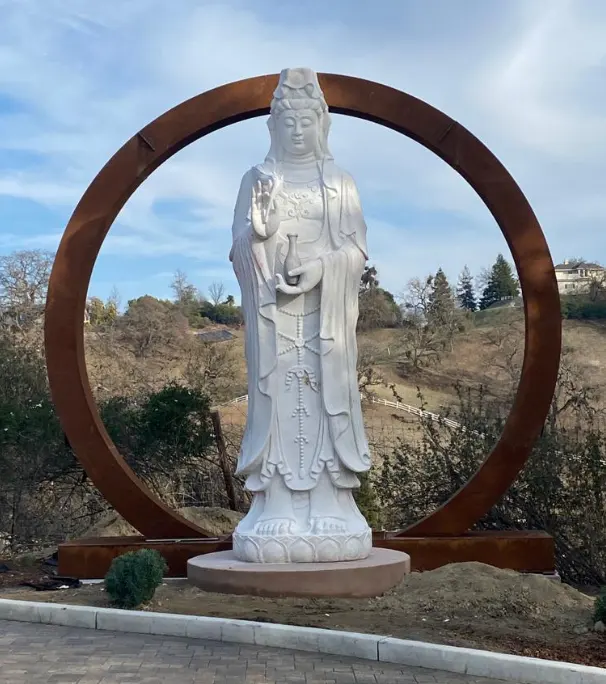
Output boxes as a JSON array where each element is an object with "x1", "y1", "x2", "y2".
[
  {"x1": 394, "y1": 562, "x2": 592, "y2": 627},
  {"x1": 1, "y1": 560, "x2": 600, "y2": 667},
  {"x1": 178, "y1": 507, "x2": 243, "y2": 536},
  {"x1": 84, "y1": 507, "x2": 243, "y2": 538}
]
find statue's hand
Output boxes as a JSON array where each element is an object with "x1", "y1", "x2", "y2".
[
  {"x1": 276, "y1": 259, "x2": 323, "y2": 295},
  {"x1": 251, "y1": 178, "x2": 279, "y2": 238},
  {"x1": 275, "y1": 274, "x2": 298, "y2": 295},
  {"x1": 290, "y1": 259, "x2": 323, "y2": 292}
]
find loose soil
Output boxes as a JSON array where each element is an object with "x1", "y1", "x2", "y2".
[
  {"x1": 0, "y1": 561, "x2": 603, "y2": 668},
  {"x1": 83, "y1": 506, "x2": 244, "y2": 538}
]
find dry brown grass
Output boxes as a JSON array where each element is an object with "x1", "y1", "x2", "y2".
[
  {"x1": 83, "y1": 312, "x2": 606, "y2": 459},
  {"x1": 358, "y1": 312, "x2": 606, "y2": 412},
  {"x1": 83, "y1": 328, "x2": 247, "y2": 402}
]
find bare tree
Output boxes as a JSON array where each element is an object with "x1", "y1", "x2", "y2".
[
  {"x1": 484, "y1": 320, "x2": 524, "y2": 390},
  {"x1": 475, "y1": 266, "x2": 491, "y2": 294},
  {"x1": 588, "y1": 272, "x2": 606, "y2": 302},
  {"x1": 484, "y1": 318, "x2": 602, "y2": 428},
  {"x1": 394, "y1": 276, "x2": 448, "y2": 371},
  {"x1": 357, "y1": 342, "x2": 388, "y2": 399},
  {"x1": 208, "y1": 282, "x2": 226, "y2": 306},
  {"x1": 117, "y1": 296, "x2": 188, "y2": 358},
  {"x1": 107, "y1": 286, "x2": 122, "y2": 314},
  {"x1": 171, "y1": 270, "x2": 199, "y2": 306},
  {"x1": 0, "y1": 250, "x2": 54, "y2": 327},
  {"x1": 210, "y1": 411, "x2": 239, "y2": 511},
  {"x1": 396, "y1": 312, "x2": 444, "y2": 371},
  {"x1": 549, "y1": 347, "x2": 602, "y2": 427},
  {"x1": 400, "y1": 275, "x2": 433, "y2": 320},
  {"x1": 183, "y1": 338, "x2": 240, "y2": 403}
]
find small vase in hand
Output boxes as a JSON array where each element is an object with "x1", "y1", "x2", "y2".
[{"x1": 284, "y1": 233, "x2": 301, "y2": 286}]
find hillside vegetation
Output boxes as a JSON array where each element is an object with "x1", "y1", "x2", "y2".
[
  {"x1": 84, "y1": 308, "x2": 606, "y2": 417},
  {"x1": 2, "y1": 250, "x2": 606, "y2": 585}
]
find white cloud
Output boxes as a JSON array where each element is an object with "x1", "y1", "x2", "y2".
[
  {"x1": 474, "y1": 0, "x2": 606, "y2": 162},
  {"x1": 0, "y1": 231, "x2": 62, "y2": 251},
  {"x1": 0, "y1": 0, "x2": 604, "y2": 299},
  {"x1": 0, "y1": 175, "x2": 79, "y2": 204}
]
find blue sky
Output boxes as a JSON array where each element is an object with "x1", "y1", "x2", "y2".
[{"x1": 0, "y1": 0, "x2": 605, "y2": 306}]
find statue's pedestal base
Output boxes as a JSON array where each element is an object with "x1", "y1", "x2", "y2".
[
  {"x1": 233, "y1": 529, "x2": 372, "y2": 563},
  {"x1": 56, "y1": 530, "x2": 554, "y2": 579},
  {"x1": 187, "y1": 548, "x2": 410, "y2": 598}
]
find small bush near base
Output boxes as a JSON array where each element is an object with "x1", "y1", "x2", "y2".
[
  {"x1": 594, "y1": 589, "x2": 606, "y2": 624},
  {"x1": 104, "y1": 549, "x2": 168, "y2": 609}
]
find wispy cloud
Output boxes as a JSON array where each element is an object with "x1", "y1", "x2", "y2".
[{"x1": 0, "y1": 0, "x2": 604, "y2": 301}]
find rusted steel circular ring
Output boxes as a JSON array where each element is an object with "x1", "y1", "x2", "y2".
[{"x1": 45, "y1": 73, "x2": 561, "y2": 538}]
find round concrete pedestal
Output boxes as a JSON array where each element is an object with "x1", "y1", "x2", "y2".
[{"x1": 187, "y1": 548, "x2": 410, "y2": 598}]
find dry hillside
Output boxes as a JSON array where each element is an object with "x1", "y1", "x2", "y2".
[
  {"x1": 361, "y1": 309, "x2": 606, "y2": 413},
  {"x1": 84, "y1": 309, "x2": 606, "y2": 439}
]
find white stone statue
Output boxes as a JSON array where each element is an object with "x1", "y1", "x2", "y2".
[{"x1": 230, "y1": 68, "x2": 372, "y2": 564}]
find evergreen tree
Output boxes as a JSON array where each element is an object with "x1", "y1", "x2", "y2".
[
  {"x1": 87, "y1": 297, "x2": 106, "y2": 326},
  {"x1": 456, "y1": 265, "x2": 477, "y2": 312},
  {"x1": 357, "y1": 265, "x2": 401, "y2": 330},
  {"x1": 87, "y1": 296, "x2": 118, "y2": 327},
  {"x1": 426, "y1": 268, "x2": 458, "y2": 352},
  {"x1": 104, "y1": 298, "x2": 118, "y2": 324},
  {"x1": 480, "y1": 254, "x2": 520, "y2": 310},
  {"x1": 427, "y1": 268, "x2": 455, "y2": 327},
  {"x1": 360, "y1": 264, "x2": 379, "y2": 291}
]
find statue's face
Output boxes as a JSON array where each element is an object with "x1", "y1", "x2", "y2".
[{"x1": 276, "y1": 109, "x2": 318, "y2": 158}]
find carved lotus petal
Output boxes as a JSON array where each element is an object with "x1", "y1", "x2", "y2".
[
  {"x1": 316, "y1": 538, "x2": 341, "y2": 562},
  {"x1": 289, "y1": 538, "x2": 315, "y2": 563},
  {"x1": 343, "y1": 537, "x2": 363, "y2": 561},
  {"x1": 262, "y1": 539, "x2": 288, "y2": 564},
  {"x1": 242, "y1": 539, "x2": 260, "y2": 563}
]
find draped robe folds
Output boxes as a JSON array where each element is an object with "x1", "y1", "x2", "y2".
[{"x1": 229, "y1": 161, "x2": 371, "y2": 493}]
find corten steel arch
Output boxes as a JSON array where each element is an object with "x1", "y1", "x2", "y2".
[{"x1": 45, "y1": 73, "x2": 561, "y2": 540}]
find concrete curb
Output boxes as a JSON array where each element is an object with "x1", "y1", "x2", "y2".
[{"x1": 0, "y1": 598, "x2": 604, "y2": 683}]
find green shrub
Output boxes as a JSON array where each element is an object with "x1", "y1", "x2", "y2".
[
  {"x1": 354, "y1": 471, "x2": 382, "y2": 529},
  {"x1": 561, "y1": 295, "x2": 606, "y2": 320},
  {"x1": 594, "y1": 589, "x2": 606, "y2": 623},
  {"x1": 0, "y1": 332, "x2": 81, "y2": 552},
  {"x1": 199, "y1": 301, "x2": 243, "y2": 325},
  {"x1": 100, "y1": 382, "x2": 214, "y2": 485},
  {"x1": 378, "y1": 385, "x2": 606, "y2": 585},
  {"x1": 104, "y1": 549, "x2": 168, "y2": 609}
]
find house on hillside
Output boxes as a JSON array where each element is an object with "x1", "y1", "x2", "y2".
[{"x1": 555, "y1": 260, "x2": 605, "y2": 295}]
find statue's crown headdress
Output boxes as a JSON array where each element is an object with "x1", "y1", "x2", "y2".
[
  {"x1": 263, "y1": 67, "x2": 333, "y2": 166},
  {"x1": 272, "y1": 68, "x2": 327, "y2": 110}
]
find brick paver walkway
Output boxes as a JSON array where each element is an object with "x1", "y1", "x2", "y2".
[{"x1": 0, "y1": 619, "x2": 507, "y2": 683}]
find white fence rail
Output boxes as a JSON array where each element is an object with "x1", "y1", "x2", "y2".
[
  {"x1": 367, "y1": 396, "x2": 462, "y2": 430},
  {"x1": 229, "y1": 395, "x2": 249, "y2": 405},
  {"x1": 216, "y1": 394, "x2": 463, "y2": 430}
]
